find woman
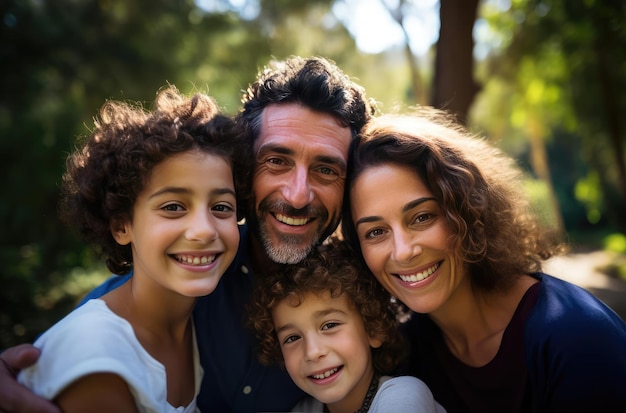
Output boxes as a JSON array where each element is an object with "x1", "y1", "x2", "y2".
[{"x1": 341, "y1": 108, "x2": 626, "y2": 412}]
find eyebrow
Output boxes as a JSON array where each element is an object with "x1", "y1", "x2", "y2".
[
  {"x1": 355, "y1": 196, "x2": 436, "y2": 227},
  {"x1": 148, "y1": 186, "x2": 236, "y2": 200},
  {"x1": 274, "y1": 307, "x2": 348, "y2": 335},
  {"x1": 257, "y1": 143, "x2": 347, "y2": 171}
]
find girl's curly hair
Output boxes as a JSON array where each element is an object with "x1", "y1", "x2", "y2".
[
  {"x1": 249, "y1": 237, "x2": 407, "y2": 375},
  {"x1": 342, "y1": 108, "x2": 565, "y2": 292},
  {"x1": 59, "y1": 86, "x2": 246, "y2": 275}
]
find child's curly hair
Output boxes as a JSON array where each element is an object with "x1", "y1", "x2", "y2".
[
  {"x1": 249, "y1": 237, "x2": 407, "y2": 375},
  {"x1": 59, "y1": 86, "x2": 246, "y2": 275}
]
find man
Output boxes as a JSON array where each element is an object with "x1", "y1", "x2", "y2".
[{"x1": 0, "y1": 56, "x2": 374, "y2": 412}]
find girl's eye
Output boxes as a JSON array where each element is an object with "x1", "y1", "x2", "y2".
[
  {"x1": 283, "y1": 335, "x2": 300, "y2": 344},
  {"x1": 162, "y1": 203, "x2": 184, "y2": 212},
  {"x1": 321, "y1": 322, "x2": 340, "y2": 331},
  {"x1": 212, "y1": 204, "x2": 234, "y2": 213}
]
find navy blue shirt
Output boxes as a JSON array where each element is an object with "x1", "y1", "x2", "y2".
[
  {"x1": 80, "y1": 224, "x2": 304, "y2": 412},
  {"x1": 401, "y1": 273, "x2": 626, "y2": 412}
]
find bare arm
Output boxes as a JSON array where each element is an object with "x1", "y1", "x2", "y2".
[
  {"x1": 54, "y1": 373, "x2": 139, "y2": 413},
  {"x1": 0, "y1": 344, "x2": 61, "y2": 413}
]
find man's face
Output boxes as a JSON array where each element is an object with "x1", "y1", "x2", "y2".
[{"x1": 251, "y1": 103, "x2": 352, "y2": 264}]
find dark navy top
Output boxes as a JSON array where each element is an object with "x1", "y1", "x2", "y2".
[{"x1": 401, "y1": 273, "x2": 626, "y2": 413}]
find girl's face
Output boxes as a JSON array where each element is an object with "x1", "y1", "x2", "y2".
[
  {"x1": 272, "y1": 291, "x2": 381, "y2": 413},
  {"x1": 116, "y1": 151, "x2": 239, "y2": 298},
  {"x1": 350, "y1": 163, "x2": 466, "y2": 315}
]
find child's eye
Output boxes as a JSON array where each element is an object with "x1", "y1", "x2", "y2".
[
  {"x1": 321, "y1": 322, "x2": 340, "y2": 331},
  {"x1": 283, "y1": 335, "x2": 300, "y2": 344},
  {"x1": 161, "y1": 203, "x2": 184, "y2": 212},
  {"x1": 212, "y1": 203, "x2": 235, "y2": 214}
]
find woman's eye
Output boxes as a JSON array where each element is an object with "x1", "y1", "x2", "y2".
[
  {"x1": 415, "y1": 212, "x2": 433, "y2": 223},
  {"x1": 365, "y1": 228, "x2": 385, "y2": 239}
]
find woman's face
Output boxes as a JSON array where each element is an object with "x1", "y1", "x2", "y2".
[{"x1": 350, "y1": 163, "x2": 466, "y2": 315}]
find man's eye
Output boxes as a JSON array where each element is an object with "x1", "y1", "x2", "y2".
[
  {"x1": 318, "y1": 166, "x2": 336, "y2": 175},
  {"x1": 267, "y1": 157, "x2": 285, "y2": 166}
]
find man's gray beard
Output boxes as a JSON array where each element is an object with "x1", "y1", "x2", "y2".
[{"x1": 259, "y1": 226, "x2": 320, "y2": 264}]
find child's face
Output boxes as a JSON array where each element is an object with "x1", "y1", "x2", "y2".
[
  {"x1": 115, "y1": 150, "x2": 239, "y2": 298},
  {"x1": 272, "y1": 291, "x2": 381, "y2": 412}
]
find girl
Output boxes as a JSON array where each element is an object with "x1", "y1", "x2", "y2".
[
  {"x1": 250, "y1": 238, "x2": 445, "y2": 413},
  {"x1": 18, "y1": 86, "x2": 243, "y2": 412}
]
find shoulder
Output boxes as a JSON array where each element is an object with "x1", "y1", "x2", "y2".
[
  {"x1": 523, "y1": 274, "x2": 626, "y2": 405},
  {"x1": 18, "y1": 300, "x2": 162, "y2": 400},
  {"x1": 36, "y1": 300, "x2": 135, "y2": 346},
  {"x1": 371, "y1": 375, "x2": 445, "y2": 413},
  {"x1": 527, "y1": 273, "x2": 626, "y2": 339},
  {"x1": 290, "y1": 395, "x2": 323, "y2": 412}
]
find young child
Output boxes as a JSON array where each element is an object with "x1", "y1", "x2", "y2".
[
  {"x1": 250, "y1": 238, "x2": 446, "y2": 413},
  {"x1": 18, "y1": 86, "x2": 243, "y2": 413}
]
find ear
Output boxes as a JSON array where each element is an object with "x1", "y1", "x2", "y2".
[
  {"x1": 111, "y1": 219, "x2": 131, "y2": 246},
  {"x1": 368, "y1": 335, "x2": 383, "y2": 349}
]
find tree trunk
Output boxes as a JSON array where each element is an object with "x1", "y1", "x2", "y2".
[{"x1": 432, "y1": 0, "x2": 480, "y2": 124}]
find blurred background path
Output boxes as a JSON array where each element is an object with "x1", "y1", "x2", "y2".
[{"x1": 544, "y1": 251, "x2": 626, "y2": 321}]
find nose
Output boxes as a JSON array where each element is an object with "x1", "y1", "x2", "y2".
[
  {"x1": 185, "y1": 209, "x2": 218, "y2": 243},
  {"x1": 281, "y1": 166, "x2": 314, "y2": 209},
  {"x1": 391, "y1": 228, "x2": 422, "y2": 262},
  {"x1": 304, "y1": 335, "x2": 327, "y2": 362}
]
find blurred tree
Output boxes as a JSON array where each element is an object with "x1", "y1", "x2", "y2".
[
  {"x1": 0, "y1": 0, "x2": 372, "y2": 348},
  {"x1": 432, "y1": 0, "x2": 480, "y2": 123},
  {"x1": 0, "y1": 0, "x2": 261, "y2": 347},
  {"x1": 471, "y1": 0, "x2": 626, "y2": 238}
]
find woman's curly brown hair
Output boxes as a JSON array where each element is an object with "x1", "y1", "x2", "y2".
[
  {"x1": 249, "y1": 237, "x2": 407, "y2": 375},
  {"x1": 342, "y1": 108, "x2": 566, "y2": 293},
  {"x1": 59, "y1": 86, "x2": 246, "y2": 275}
]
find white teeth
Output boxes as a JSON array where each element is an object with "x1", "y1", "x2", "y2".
[
  {"x1": 398, "y1": 262, "x2": 440, "y2": 283},
  {"x1": 176, "y1": 254, "x2": 216, "y2": 266},
  {"x1": 275, "y1": 213, "x2": 309, "y2": 226},
  {"x1": 312, "y1": 367, "x2": 338, "y2": 380}
]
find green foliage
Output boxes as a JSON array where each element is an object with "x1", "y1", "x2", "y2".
[
  {"x1": 604, "y1": 233, "x2": 626, "y2": 255},
  {"x1": 524, "y1": 177, "x2": 558, "y2": 229},
  {"x1": 472, "y1": 0, "x2": 626, "y2": 239},
  {"x1": 1, "y1": 0, "x2": 373, "y2": 348},
  {"x1": 575, "y1": 172, "x2": 603, "y2": 224},
  {"x1": 0, "y1": 0, "x2": 262, "y2": 348},
  {"x1": 2, "y1": 0, "x2": 624, "y2": 349}
]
